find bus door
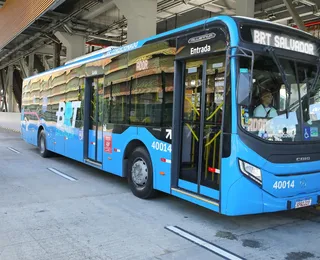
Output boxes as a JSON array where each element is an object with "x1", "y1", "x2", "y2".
[
  {"x1": 86, "y1": 77, "x2": 104, "y2": 163},
  {"x1": 176, "y1": 57, "x2": 223, "y2": 198}
]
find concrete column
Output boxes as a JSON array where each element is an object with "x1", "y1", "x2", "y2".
[
  {"x1": 0, "y1": 70, "x2": 7, "y2": 112},
  {"x1": 19, "y1": 58, "x2": 29, "y2": 78},
  {"x1": 53, "y1": 42, "x2": 61, "y2": 68},
  {"x1": 236, "y1": 0, "x2": 255, "y2": 17},
  {"x1": 113, "y1": 0, "x2": 157, "y2": 43},
  {"x1": 28, "y1": 53, "x2": 34, "y2": 77},
  {"x1": 0, "y1": 70, "x2": 6, "y2": 112},
  {"x1": 54, "y1": 32, "x2": 85, "y2": 62},
  {"x1": 6, "y1": 65, "x2": 14, "y2": 112}
]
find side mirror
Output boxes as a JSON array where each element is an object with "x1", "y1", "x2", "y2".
[{"x1": 237, "y1": 68, "x2": 253, "y2": 107}]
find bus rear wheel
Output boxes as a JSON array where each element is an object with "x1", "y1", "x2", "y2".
[
  {"x1": 127, "y1": 147, "x2": 156, "y2": 199},
  {"x1": 38, "y1": 130, "x2": 51, "y2": 158}
]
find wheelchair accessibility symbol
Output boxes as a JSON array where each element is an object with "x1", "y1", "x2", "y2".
[{"x1": 303, "y1": 127, "x2": 311, "y2": 140}]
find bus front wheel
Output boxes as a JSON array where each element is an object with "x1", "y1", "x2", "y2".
[
  {"x1": 38, "y1": 130, "x2": 51, "y2": 158},
  {"x1": 127, "y1": 147, "x2": 156, "y2": 199}
]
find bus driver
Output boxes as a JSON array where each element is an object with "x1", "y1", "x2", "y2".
[{"x1": 253, "y1": 90, "x2": 278, "y2": 118}]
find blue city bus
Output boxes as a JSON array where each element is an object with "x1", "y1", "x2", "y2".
[{"x1": 21, "y1": 15, "x2": 320, "y2": 215}]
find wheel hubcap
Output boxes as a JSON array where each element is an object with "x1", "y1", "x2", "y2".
[
  {"x1": 40, "y1": 137, "x2": 45, "y2": 153},
  {"x1": 131, "y1": 158, "x2": 148, "y2": 188}
]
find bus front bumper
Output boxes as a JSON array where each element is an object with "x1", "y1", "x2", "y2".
[
  {"x1": 222, "y1": 174, "x2": 320, "y2": 216},
  {"x1": 263, "y1": 190, "x2": 320, "y2": 212}
]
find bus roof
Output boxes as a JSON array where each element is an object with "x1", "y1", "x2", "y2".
[{"x1": 234, "y1": 16, "x2": 314, "y2": 37}]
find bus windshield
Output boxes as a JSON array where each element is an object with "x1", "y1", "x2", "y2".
[{"x1": 239, "y1": 54, "x2": 320, "y2": 142}]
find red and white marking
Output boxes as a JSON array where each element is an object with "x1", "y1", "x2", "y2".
[
  {"x1": 161, "y1": 158, "x2": 171, "y2": 164},
  {"x1": 208, "y1": 167, "x2": 220, "y2": 174}
]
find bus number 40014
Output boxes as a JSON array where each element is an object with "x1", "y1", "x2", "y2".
[
  {"x1": 151, "y1": 141, "x2": 172, "y2": 153},
  {"x1": 273, "y1": 180, "x2": 295, "y2": 189}
]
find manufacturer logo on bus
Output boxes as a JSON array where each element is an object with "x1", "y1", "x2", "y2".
[
  {"x1": 296, "y1": 156, "x2": 311, "y2": 162},
  {"x1": 300, "y1": 179, "x2": 307, "y2": 188},
  {"x1": 188, "y1": 32, "x2": 216, "y2": 44}
]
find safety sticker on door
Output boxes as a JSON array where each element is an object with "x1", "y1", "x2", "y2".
[{"x1": 104, "y1": 135, "x2": 112, "y2": 153}]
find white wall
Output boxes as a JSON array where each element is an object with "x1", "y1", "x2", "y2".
[{"x1": 0, "y1": 112, "x2": 21, "y2": 132}]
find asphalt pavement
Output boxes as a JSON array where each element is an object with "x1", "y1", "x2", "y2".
[{"x1": 0, "y1": 128, "x2": 319, "y2": 260}]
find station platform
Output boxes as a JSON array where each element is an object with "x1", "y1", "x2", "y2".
[{"x1": 0, "y1": 112, "x2": 21, "y2": 133}]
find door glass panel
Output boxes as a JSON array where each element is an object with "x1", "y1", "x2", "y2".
[
  {"x1": 88, "y1": 79, "x2": 97, "y2": 161},
  {"x1": 90, "y1": 81, "x2": 97, "y2": 131},
  {"x1": 201, "y1": 57, "x2": 225, "y2": 189},
  {"x1": 96, "y1": 77, "x2": 104, "y2": 162},
  {"x1": 96, "y1": 78, "x2": 104, "y2": 129},
  {"x1": 179, "y1": 55, "x2": 225, "y2": 191},
  {"x1": 180, "y1": 60, "x2": 203, "y2": 183},
  {"x1": 88, "y1": 77, "x2": 104, "y2": 162}
]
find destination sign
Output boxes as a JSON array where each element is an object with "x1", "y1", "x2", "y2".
[{"x1": 252, "y1": 29, "x2": 317, "y2": 56}]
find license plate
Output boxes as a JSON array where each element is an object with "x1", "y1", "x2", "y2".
[{"x1": 295, "y1": 199, "x2": 312, "y2": 208}]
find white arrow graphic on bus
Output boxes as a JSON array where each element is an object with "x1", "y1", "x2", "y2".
[{"x1": 166, "y1": 129, "x2": 172, "y2": 140}]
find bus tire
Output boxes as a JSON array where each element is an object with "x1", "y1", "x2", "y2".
[
  {"x1": 39, "y1": 130, "x2": 51, "y2": 158},
  {"x1": 127, "y1": 147, "x2": 156, "y2": 199}
]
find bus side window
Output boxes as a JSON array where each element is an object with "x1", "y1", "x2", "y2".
[
  {"x1": 110, "y1": 83, "x2": 129, "y2": 124},
  {"x1": 107, "y1": 52, "x2": 129, "y2": 124},
  {"x1": 127, "y1": 41, "x2": 175, "y2": 126},
  {"x1": 75, "y1": 78, "x2": 85, "y2": 128},
  {"x1": 130, "y1": 75, "x2": 162, "y2": 125}
]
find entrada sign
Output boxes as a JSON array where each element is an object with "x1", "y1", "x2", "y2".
[
  {"x1": 176, "y1": 27, "x2": 227, "y2": 59},
  {"x1": 190, "y1": 44, "x2": 211, "y2": 55},
  {"x1": 252, "y1": 29, "x2": 316, "y2": 56}
]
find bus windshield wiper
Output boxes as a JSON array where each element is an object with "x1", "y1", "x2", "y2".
[{"x1": 265, "y1": 47, "x2": 291, "y2": 119}]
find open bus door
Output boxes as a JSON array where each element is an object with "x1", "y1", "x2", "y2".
[
  {"x1": 170, "y1": 27, "x2": 230, "y2": 205},
  {"x1": 172, "y1": 57, "x2": 223, "y2": 201}
]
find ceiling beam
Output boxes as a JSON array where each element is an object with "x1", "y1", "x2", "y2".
[{"x1": 283, "y1": 0, "x2": 306, "y2": 30}]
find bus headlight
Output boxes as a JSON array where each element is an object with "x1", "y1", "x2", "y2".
[{"x1": 238, "y1": 159, "x2": 262, "y2": 185}]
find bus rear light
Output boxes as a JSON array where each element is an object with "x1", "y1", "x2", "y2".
[
  {"x1": 239, "y1": 159, "x2": 262, "y2": 185},
  {"x1": 160, "y1": 171, "x2": 165, "y2": 175}
]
